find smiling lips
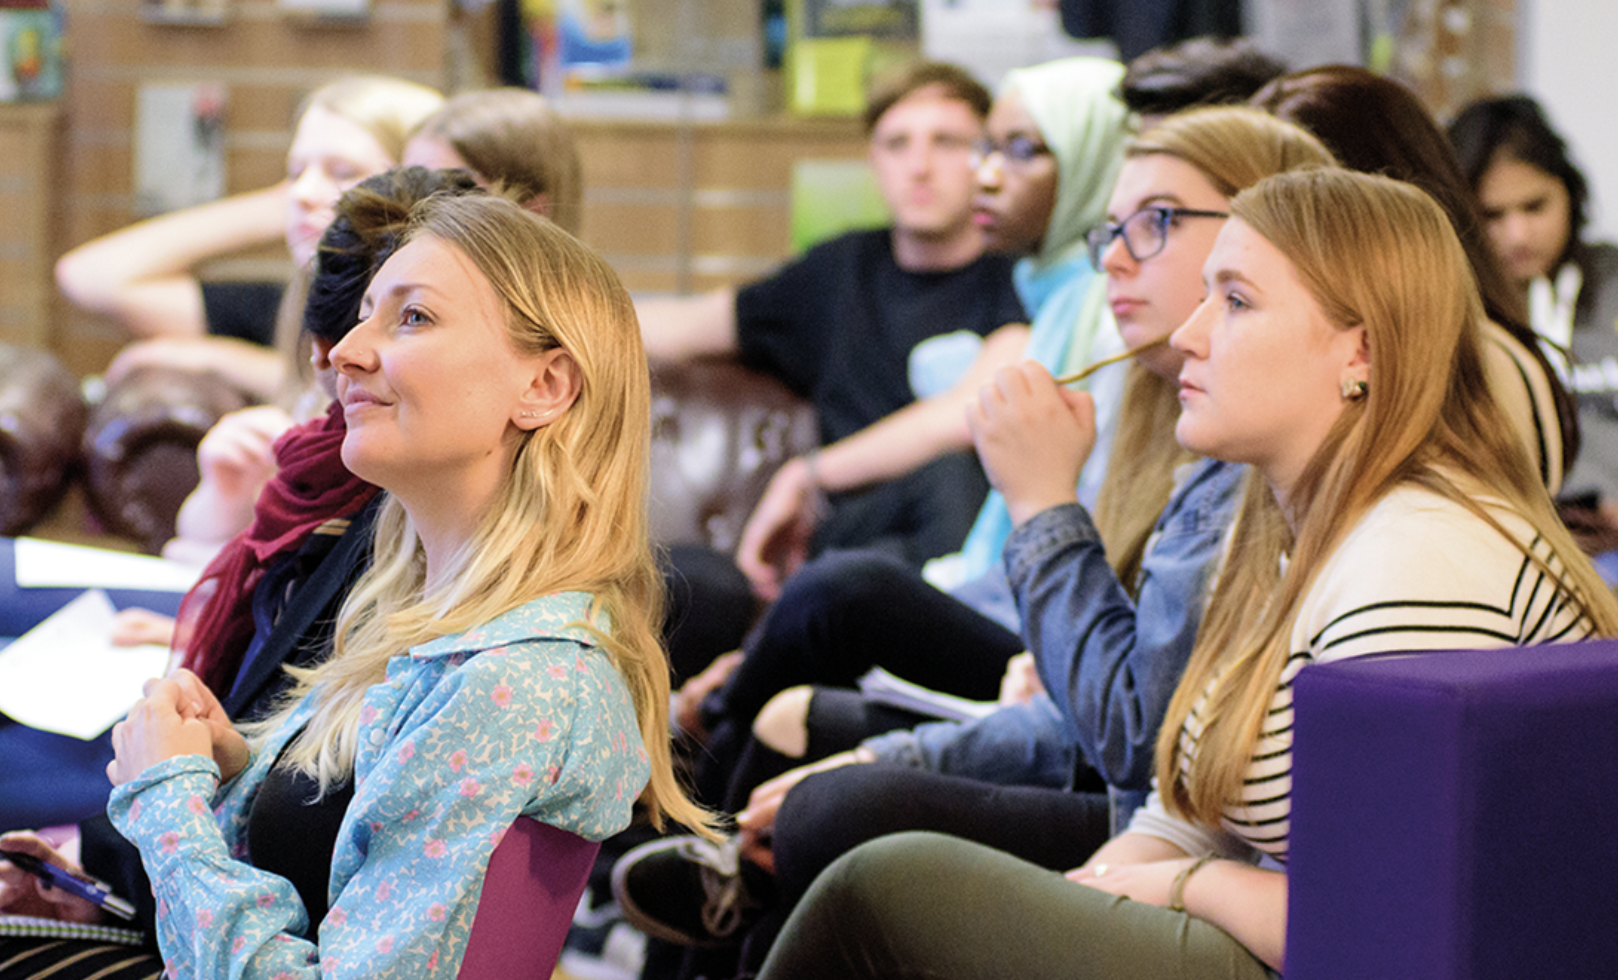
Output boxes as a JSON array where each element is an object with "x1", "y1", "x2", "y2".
[{"x1": 342, "y1": 388, "x2": 390, "y2": 412}]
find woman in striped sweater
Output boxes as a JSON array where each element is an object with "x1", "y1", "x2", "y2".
[{"x1": 753, "y1": 169, "x2": 1618, "y2": 980}]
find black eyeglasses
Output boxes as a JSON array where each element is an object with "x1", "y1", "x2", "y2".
[
  {"x1": 970, "y1": 135, "x2": 1052, "y2": 169},
  {"x1": 1085, "y1": 205, "x2": 1229, "y2": 271}
]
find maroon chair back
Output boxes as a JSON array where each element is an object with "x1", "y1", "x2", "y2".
[{"x1": 457, "y1": 817, "x2": 599, "y2": 980}]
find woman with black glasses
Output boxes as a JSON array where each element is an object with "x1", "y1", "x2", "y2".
[{"x1": 611, "y1": 107, "x2": 1334, "y2": 977}]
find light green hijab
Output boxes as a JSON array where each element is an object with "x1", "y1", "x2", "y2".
[{"x1": 1001, "y1": 57, "x2": 1130, "y2": 270}]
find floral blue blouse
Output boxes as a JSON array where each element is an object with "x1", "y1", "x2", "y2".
[{"x1": 107, "y1": 591, "x2": 649, "y2": 980}]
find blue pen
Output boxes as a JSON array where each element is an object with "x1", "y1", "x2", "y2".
[{"x1": 0, "y1": 848, "x2": 137, "y2": 920}]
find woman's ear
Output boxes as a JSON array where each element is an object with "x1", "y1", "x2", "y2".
[
  {"x1": 1342, "y1": 324, "x2": 1370, "y2": 383},
  {"x1": 514, "y1": 348, "x2": 582, "y2": 428}
]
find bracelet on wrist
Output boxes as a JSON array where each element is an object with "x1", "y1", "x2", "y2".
[{"x1": 1168, "y1": 854, "x2": 1219, "y2": 913}]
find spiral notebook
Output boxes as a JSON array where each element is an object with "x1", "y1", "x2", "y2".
[{"x1": 0, "y1": 914, "x2": 146, "y2": 946}]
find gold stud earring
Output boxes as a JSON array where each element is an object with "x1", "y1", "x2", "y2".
[{"x1": 1341, "y1": 377, "x2": 1367, "y2": 401}]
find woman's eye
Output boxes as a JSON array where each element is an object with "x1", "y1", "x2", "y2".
[
  {"x1": 1224, "y1": 292, "x2": 1248, "y2": 312},
  {"x1": 402, "y1": 308, "x2": 429, "y2": 327}
]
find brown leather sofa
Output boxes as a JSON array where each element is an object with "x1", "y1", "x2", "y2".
[
  {"x1": 80, "y1": 366, "x2": 252, "y2": 553},
  {"x1": 648, "y1": 357, "x2": 819, "y2": 553},
  {"x1": 0, "y1": 344, "x2": 88, "y2": 536}
]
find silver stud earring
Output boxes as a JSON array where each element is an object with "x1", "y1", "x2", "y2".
[
  {"x1": 519, "y1": 410, "x2": 539, "y2": 419},
  {"x1": 1341, "y1": 377, "x2": 1367, "y2": 401}
]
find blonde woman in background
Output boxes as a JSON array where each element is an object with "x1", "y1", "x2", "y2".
[{"x1": 57, "y1": 75, "x2": 443, "y2": 403}]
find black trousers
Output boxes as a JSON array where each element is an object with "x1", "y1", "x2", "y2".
[
  {"x1": 694, "y1": 550, "x2": 1024, "y2": 807},
  {"x1": 660, "y1": 450, "x2": 992, "y2": 687}
]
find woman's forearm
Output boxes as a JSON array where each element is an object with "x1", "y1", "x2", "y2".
[
  {"x1": 56, "y1": 184, "x2": 289, "y2": 339},
  {"x1": 813, "y1": 324, "x2": 1031, "y2": 494},
  {"x1": 1182, "y1": 861, "x2": 1288, "y2": 971}
]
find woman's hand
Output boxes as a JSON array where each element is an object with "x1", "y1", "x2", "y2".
[
  {"x1": 0, "y1": 832, "x2": 107, "y2": 924},
  {"x1": 1067, "y1": 856, "x2": 1196, "y2": 907},
  {"x1": 997, "y1": 651, "x2": 1044, "y2": 706},
  {"x1": 195, "y1": 405, "x2": 293, "y2": 502},
  {"x1": 735, "y1": 747, "x2": 874, "y2": 874},
  {"x1": 168, "y1": 668, "x2": 251, "y2": 781},
  {"x1": 109, "y1": 608, "x2": 178, "y2": 648},
  {"x1": 107, "y1": 675, "x2": 230, "y2": 785},
  {"x1": 673, "y1": 650, "x2": 743, "y2": 742},
  {"x1": 735, "y1": 457, "x2": 823, "y2": 601},
  {"x1": 966, "y1": 361, "x2": 1097, "y2": 527}
]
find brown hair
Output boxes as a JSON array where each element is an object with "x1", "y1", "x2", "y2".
[
  {"x1": 862, "y1": 60, "x2": 991, "y2": 134},
  {"x1": 411, "y1": 88, "x2": 584, "y2": 236}
]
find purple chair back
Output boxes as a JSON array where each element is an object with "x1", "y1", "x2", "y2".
[
  {"x1": 1287, "y1": 639, "x2": 1618, "y2": 979},
  {"x1": 457, "y1": 817, "x2": 600, "y2": 980}
]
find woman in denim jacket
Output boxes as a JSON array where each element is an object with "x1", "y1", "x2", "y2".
[{"x1": 610, "y1": 109, "x2": 1333, "y2": 972}]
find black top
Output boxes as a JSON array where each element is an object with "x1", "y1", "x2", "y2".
[
  {"x1": 247, "y1": 742, "x2": 355, "y2": 938},
  {"x1": 201, "y1": 280, "x2": 285, "y2": 347},
  {"x1": 734, "y1": 229, "x2": 1024, "y2": 444}
]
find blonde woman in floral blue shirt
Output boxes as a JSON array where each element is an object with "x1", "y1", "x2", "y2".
[{"x1": 17, "y1": 194, "x2": 711, "y2": 980}]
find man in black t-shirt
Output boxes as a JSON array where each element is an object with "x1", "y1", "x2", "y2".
[{"x1": 639, "y1": 62, "x2": 1025, "y2": 641}]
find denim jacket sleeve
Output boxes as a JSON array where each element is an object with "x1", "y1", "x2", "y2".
[
  {"x1": 861, "y1": 694, "x2": 1077, "y2": 788},
  {"x1": 1002, "y1": 459, "x2": 1242, "y2": 790}
]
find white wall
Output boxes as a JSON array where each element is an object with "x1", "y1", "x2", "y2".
[{"x1": 1521, "y1": 0, "x2": 1618, "y2": 241}]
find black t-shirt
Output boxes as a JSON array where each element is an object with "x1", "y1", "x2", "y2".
[
  {"x1": 734, "y1": 229, "x2": 1024, "y2": 444},
  {"x1": 247, "y1": 744, "x2": 355, "y2": 938},
  {"x1": 201, "y1": 280, "x2": 285, "y2": 347}
]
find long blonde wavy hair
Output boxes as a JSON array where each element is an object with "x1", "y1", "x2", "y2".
[
  {"x1": 254, "y1": 194, "x2": 715, "y2": 837},
  {"x1": 1092, "y1": 107, "x2": 1336, "y2": 586},
  {"x1": 1156, "y1": 169, "x2": 1618, "y2": 825}
]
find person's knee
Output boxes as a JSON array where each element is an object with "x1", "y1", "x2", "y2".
[
  {"x1": 769, "y1": 550, "x2": 914, "y2": 628},
  {"x1": 752, "y1": 686, "x2": 813, "y2": 758}
]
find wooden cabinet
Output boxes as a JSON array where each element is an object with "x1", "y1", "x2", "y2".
[{"x1": 0, "y1": 103, "x2": 59, "y2": 350}]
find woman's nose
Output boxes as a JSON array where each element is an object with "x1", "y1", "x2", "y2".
[
  {"x1": 1171, "y1": 298, "x2": 1213, "y2": 356},
  {"x1": 1100, "y1": 234, "x2": 1134, "y2": 277},
  {"x1": 329, "y1": 319, "x2": 378, "y2": 373},
  {"x1": 975, "y1": 155, "x2": 1003, "y2": 191}
]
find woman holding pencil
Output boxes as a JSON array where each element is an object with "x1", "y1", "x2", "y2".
[{"x1": 610, "y1": 108, "x2": 1336, "y2": 970}]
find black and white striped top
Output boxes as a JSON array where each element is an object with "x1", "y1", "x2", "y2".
[{"x1": 1130, "y1": 481, "x2": 1595, "y2": 862}]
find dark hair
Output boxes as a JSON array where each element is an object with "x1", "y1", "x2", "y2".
[
  {"x1": 862, "y1": 60, "x2": 992, "y2": 134},
  {"x1": 1447, "y1": 93, "x2": 1590, "y2": 266},
  {"x1": 1119, "y1": 36, "x2": 1287, "y2": 117},
  {"x1": 1252, "y1": 65, "x2": 1578, "y2": 472},
  {"x1": 303, "y1": 166, "x2": 483, "y2": 343}
]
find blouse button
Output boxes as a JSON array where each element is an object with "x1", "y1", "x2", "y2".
[{"x1": 370, "y1": 728, "x2": 385, "y2": 745}]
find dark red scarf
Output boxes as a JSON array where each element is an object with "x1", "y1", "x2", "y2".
[{"x1": 176, "y1": 401, "x2": 379, "y2": 695}]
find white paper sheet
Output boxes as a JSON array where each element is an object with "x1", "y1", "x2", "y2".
[
  {"x1": 13, "y1": 538, "x2": 202, "y2": 593},
  {"x1": 0, "y1": 590, "x2": 169, "y2": 740}
]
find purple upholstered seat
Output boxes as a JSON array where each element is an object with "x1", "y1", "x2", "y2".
[
  {"x1": 457, "y1": 817, "x2": 600, "y2": 980},
  {"x1": 1287, "y1": 639, "x2": 1618, "y2": 979}
]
